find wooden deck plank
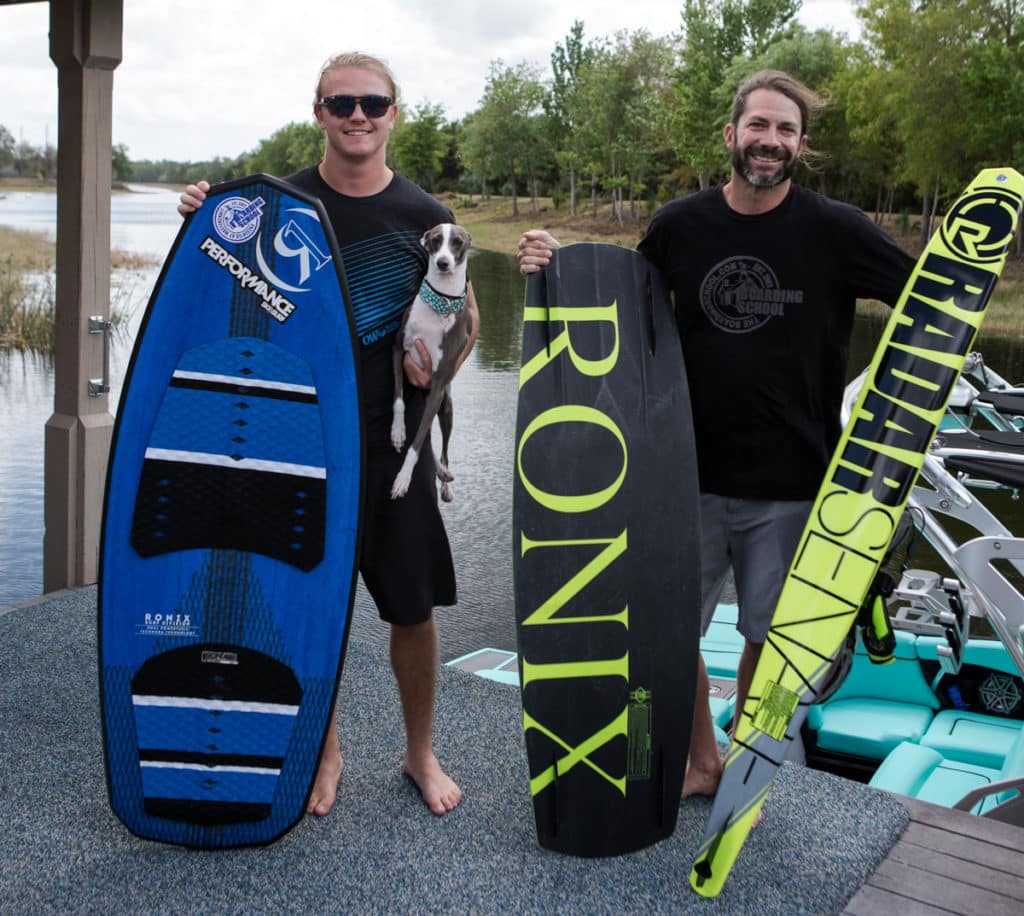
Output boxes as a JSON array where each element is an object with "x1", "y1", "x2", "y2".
[
  {"x1": 842, "y1": 883, "x2": 956, "y2": 916},
  {"x1": 844, "y1": 796, "x2": 1024, "y2": 916},
  {"x1": 868, "y1": 856, "x2": 1022, "y2": 916},
  {"x1": 900, "y1": 797, "x2": 1024, "y2": 851},
  {"x1": 900, "y1": 822, "x2": 1024, "y2": 878},
  {"x1": 889, "y1": 837, "x2": 1024, "y2": 901}
]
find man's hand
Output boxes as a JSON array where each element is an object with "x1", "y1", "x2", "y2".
[
  {"x1": 177, "y1": 180, "x2": 210, "y2": 218},
  {"x1": 403, "y1": 339, "x2": 433, "y2": 388},
  {"x1": 517, "y1": 229, "x2": 560, "y2": 275}
]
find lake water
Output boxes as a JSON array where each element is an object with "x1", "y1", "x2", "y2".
[{"x1": 2, "y1": 188, "x2": 1024, "y2": 659}]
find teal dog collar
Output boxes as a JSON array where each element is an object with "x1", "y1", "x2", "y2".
[{"x1": 419, "y1": 280, "x2": 467, "y2": 316}]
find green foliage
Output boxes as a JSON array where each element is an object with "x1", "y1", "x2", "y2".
[
  {"x1": 390, "y1": 101, "x2": 448, "y2": 191},
  {"x1": 128, "y1": 155, "x2": 249, "y2": 185},
  {"x1": 461, "y1": 60, "x2": 550, "y2": 213},
  {"x1": 112, "y1": 143, "x2": 132, "y2": 182},
  {"x1": 0, "y1": 125, "x2": 14, "y2": 170},
  {"x1": 247, "y1": 121, "x2": 323, "y2": 176}
]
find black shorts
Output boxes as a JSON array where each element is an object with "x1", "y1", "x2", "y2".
[{"x1": 359, "y1": 401, "x2": 457, "y2": 627}]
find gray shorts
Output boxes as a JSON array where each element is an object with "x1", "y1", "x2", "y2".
[{"x1": 699, "y1": 494, "x2": 812, "y2": 643}]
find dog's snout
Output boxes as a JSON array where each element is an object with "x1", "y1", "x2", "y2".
[{"x1": 437, "y1": 257, "x2": 452, "y2": 272}]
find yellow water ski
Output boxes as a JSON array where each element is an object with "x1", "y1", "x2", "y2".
[{"x1": 690, "y1": 167, "x2": 1024, "y2": 897}]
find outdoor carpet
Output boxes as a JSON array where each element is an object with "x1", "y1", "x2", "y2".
[{"x1": 0, "y1": 588, "x2": 908, "y2": 914}]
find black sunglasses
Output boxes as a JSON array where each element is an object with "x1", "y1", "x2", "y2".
[{"x1": 317, "y1": 94, "x2": 394, "y2": 119}]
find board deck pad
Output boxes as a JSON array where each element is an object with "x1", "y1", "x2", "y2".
[
  {"x1": 99, "y1": 174, "x2": 363, "y2": 848},
  {"x1": 513, "y1": 244, "x2": 700, "y2": 857},
  {"x1": 690, "y1": 167, "x2": 1024, "y2": 896}
]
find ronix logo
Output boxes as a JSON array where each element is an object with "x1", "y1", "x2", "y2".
[
  {"x1": 255, "y1": 207, "x2": 333, "y2": 293},
  {"x1": 940, "y1": 184, "x2": 1023, "y2": 264},
  {"x1": 136, "y1": 612, "x2": 198, "y2": 638}
]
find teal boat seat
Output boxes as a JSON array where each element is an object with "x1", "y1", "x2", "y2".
[
  {"x1": 708, "y1": 694, "x2": 735, "y2": 731},
  {"x1": 920, "y1": 710, "x2": 1023, "y2": 769},
  {"x1": 701, "y1": 603, "x2": 743, "y2": 680},
  {"x1": 810, "y1": 699, "x2": 936, "y2": 759},
  {"x1": 807, "y1": 630, "x2": 939, "y2": 760},
  {"x1": 871, "y1": 723, "x2": 1024, "y2": 822},
  {"x1": 869, "y1": 742, "x2": 999, "y2": 811}
]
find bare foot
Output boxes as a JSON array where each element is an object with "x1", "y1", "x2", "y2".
[
  {"x1": 307, "y1": 735, "x2": 343, "y2": 816},
  {"x1": 402, "y1": 753, "x2": 462, "y2": 816},
  {"x1": 682, "y1": 758, "x2": 723, "y2": 798}
]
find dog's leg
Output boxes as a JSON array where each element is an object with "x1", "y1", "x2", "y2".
[
  {"x1": 391, "y1": 339, "x2": 407, "y2": 451},
  {"x1": 436, "y1": 385, "x2": 454, "y2": 502},
  {"x1": 390, "y1": 382, "x2": 448, "y2": 499}
]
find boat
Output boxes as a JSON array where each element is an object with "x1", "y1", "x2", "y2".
[{"x1": 450, "y1": 352, "x2": 1024, "y2": 826}]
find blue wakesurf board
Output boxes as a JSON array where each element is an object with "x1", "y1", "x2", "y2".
[{"x1": 99, "y1": 174, "x2": 362, "y2": 848}]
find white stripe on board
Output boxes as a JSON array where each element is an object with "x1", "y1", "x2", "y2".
[
  {"x1": 143, "y1": 447, "x2": 326, "y2": 479},
  {"x1": 173, "y1": 370, "x2": 316, "y2": 396},
  {"x1": 133, "y1": 695, "x2": 299, "y2": 716},
  {"x1": 140, "y1": 760, "x2": 281, "y2": 776}
]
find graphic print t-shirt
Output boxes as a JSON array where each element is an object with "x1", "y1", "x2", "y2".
[
  {"x1": 285, "y1": 167, "x2": 453, "y2": 421},
  {"x1": 638, "y1": 184, "x2": 915, "y2": 500}
]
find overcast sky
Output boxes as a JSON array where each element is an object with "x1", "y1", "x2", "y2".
[{"x1": 0, "y1": 1, "x2": 859, "y2": 163}]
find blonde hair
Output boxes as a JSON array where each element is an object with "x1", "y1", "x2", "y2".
[{"x1": 315, "y1": 52, "x2": 400, "y2": 103}]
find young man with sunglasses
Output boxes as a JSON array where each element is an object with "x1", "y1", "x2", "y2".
[
  {"x1": 179, "y1": 51, "x2": 478, "y2": 818},
  {"x1": 517, "y1": 70, "x2": 914, "y2": 805}
]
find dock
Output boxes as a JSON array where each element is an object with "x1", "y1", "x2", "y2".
[{"x1": 2, "y1": 587, "x2": 1021, "y2": 914}]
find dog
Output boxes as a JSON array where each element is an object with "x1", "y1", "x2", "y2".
[{"x1": 389, "y1": 223, "x2": 472, "y2": 502}]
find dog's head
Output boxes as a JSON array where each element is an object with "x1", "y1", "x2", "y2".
[{"x1": 420, "y1": 223, "x2": 472, "y2": 275}]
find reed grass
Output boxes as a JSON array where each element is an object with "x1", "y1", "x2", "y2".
[{"x1": 0, "y1": 227, "x2": 155, "y2": 354}]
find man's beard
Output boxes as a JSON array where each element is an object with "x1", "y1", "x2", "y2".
[{"x1": 733, "y1": 144, "x2": 796, "y2": 188}]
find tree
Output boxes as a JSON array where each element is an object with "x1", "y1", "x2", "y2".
[
  {"x1": 461, "y1": 61, "x2": 547, "y2": 216},
  {"x1": 856, "y1": 0, "x2": 991, "y2": 244},
  {"x1": 111, "y1": 143, "x2": 132, "y2": 182},
  {"x1": 547, "y1": 20, "x2": 598, "y2": 215},
  {"x1": 0, "y1": 125, "x2": 14, "y2": 172},
  {"x1": 570, "y1": 31, "x2": 676, "y2": 224},
  {"x1": 390, "y1": 101, "x2": 448, "y2": 191},
  {"x1": 247, "y1": 122, "x2": 323, "y2": 176}
]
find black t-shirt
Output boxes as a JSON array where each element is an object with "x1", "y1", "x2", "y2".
[
  {"x1": 285, "y1": 167, "x2": 454, "y2": 427},
  {"x1": 638, "y1": 184, "x2": 916, "y2": 500}
]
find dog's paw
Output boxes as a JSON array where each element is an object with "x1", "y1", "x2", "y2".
[
  {"x1": 390, "y1": 403, "x2": 406, "y2": 451},
  {"x1": 440, "y1": 482, "x2": 454, "y2": 503},
  {"x1": 390, "y1": 453, "x2": 415, "y2": 499},
  {"x1": 436, "y1": 461, "x2": 454, "y2": 484}
]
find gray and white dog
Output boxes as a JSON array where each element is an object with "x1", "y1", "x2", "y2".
[{"x1": 390, "y1": 223, "x2": 472, "y2": 502}]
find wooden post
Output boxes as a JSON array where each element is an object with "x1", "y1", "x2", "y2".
[{"x1": 44, "y1": 0, "x2": 123, "y2": 592}]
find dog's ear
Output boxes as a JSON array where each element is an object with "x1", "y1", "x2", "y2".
[{"x1": 419, "y1": 230, "x2": 430, "y2": 250}]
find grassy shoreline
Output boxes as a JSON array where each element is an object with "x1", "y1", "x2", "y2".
[{"x1": 0, "y1": 226, "x2": 155, "y2": 353}]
